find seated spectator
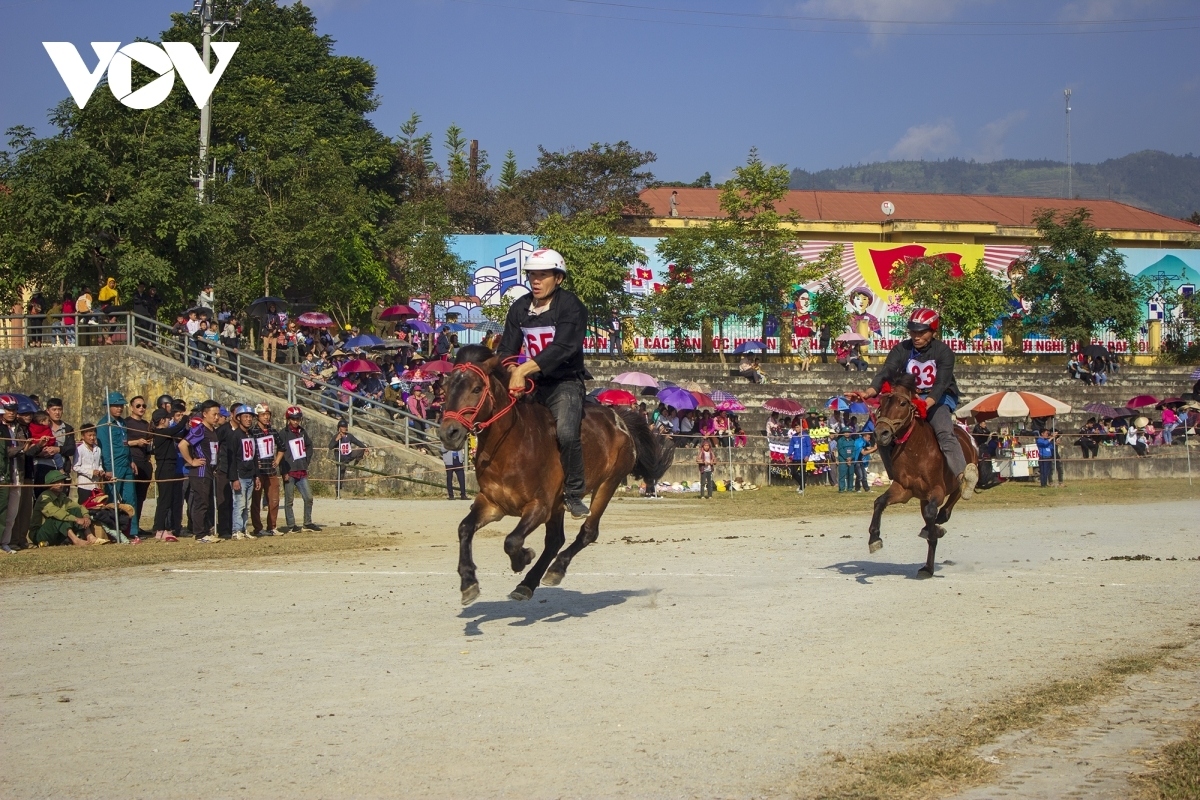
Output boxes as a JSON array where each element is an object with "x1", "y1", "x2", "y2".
[
  {"x1": 847, "y1": 351, "x2": 869, "y2": 372},
  {"x1": 835, "y1": 343, "x2": 851, "y2": 370},
  {"x1": 1077, "y1": 418, "x2": 1101, "y2": 459},
  {"x1": 31, "y1": 470, "x2": 97, "y2": 547},
  {"x1": 738, "y1": 355, "x2": 763, "y2": 384},
  {"x1": 1089, "y1": 356, "x2": 1107, "y2": 385}
]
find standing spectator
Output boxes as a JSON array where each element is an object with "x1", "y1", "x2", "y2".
[
  {"x1": 787, "y1": 422, "x2": 812, "y2": 493},
  {"x1": 370, "y1": 298, "x2": 388, "y2": 337},
  {"x1": 669, "y1": 189, "x2": 679, "y2": 217},
  {"x1": 27, "y1": 293, "x2": 46, "y2": 346},
  {"x1": 434, "y1": 326, "x2": 452, "y2": 359},
  {"x1": 407, "y1": 387, "x2": 429, "y2": 432},
  {"x1": 442, "y1": 443, "x2": 467, "y2": 500},
  {"x1": 2, "y1": 395, "x2": 33, "y2": 553},
  {"x1": 818, "y1": 324, "x2": 831, "y2": 364},
  {"x1": 329, "y1": 420, "x2": 366, "y2": 488},
  {"x1": 124, "y1": 396, "x2": 153, "y2": 533},
  {"x1": 250, "y1": 404, "x2": 281, "y2": 536},
  {"x1": 213, "y1": 407, "x2": 233, "y2": 538},
  {"x1": 151, "y1": 406, "x2": 185, "y2": 541},
  {"x1": 797, "y1": 335, "x2": 813, "y2": 371},
  {"x1": 284, "y1": 321, "x2": 301, "y2": 364},
  {"x1": 75, "y1": 286, "x2": 95, "y2": 345},
  {"x1": 180, "y1": 400, "x2": 221, "y2": 542},
  {"x1": 1161, "y1": 406, "x2": 1178, "y2": 446},
  {"x1": 96, "y1": 392, "x2": 137, "y2": 511},
  {"x1": 98, "y1": 276, "x2": 120, "y2": 310},
  {"x1": 185, "y1": 310, "x2": 202, "y2": 367},
  {"x1": 223, "y1": 405, "x2": 259, "y2": 540},
  {"x1": 262, "y1": 311, "x2": 281, "y2": 364},
  {"x1": 196, "y1": 283, "x2": 215, "y2": 311},
  {"x1": 695, "y1": 439, "x2": 716, "y2": 499},
  {"x1": 279, "y1": 407, "x2": 320, "y2": 533},
  {"x1": 835, "y1": 429, "x2": 855, "y2": 492},
  {"x1": 72, "y1": 425, "x2": 107, "y2": 504},
  {"x1": 32, "y1": 398, "x2": 76, "y2": 492},
  {"x1": 1035, "y1": 429, "x2": 1057, "y2": 487},
  {"x1": 59, "y1": 293, "x2": 76, "y2": 346}
]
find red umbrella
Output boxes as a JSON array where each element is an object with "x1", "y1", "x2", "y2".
[
  {"x1": 297, "y1": 311, "x2": 333, "y2": 327},
  {"x1": 380, "y1": 304, "x2": 418, "y2": 320},
  {"x1": 764, "y1": 397, "x2": 804, "y2": 415},
  {"x1": 1126, "y1": 394, "x2": 1159, "y2": 409},
  {"x1": 421, "y1": 359, "x2": 454, "y2": 374},
  {"x1": 337, "y1": 359, "x2": 381, "y2": 376},
  {"x1": 691, "y1": 391, "x2": 715, "y2": 409},
  {"x1": 596, "y1": 389, "x2": 637, "y2": 407},
  {"x1": 1156, "y1": 397, "x2": 1185, "y2": 408}
]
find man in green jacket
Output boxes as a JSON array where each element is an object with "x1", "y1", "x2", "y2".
[{"x1": 31, "y1": 470, "x2": 94, "y2": 546}]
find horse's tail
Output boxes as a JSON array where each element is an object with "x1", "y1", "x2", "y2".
[{"x1": 616, "y1": 408, "x2": 676, "y2": 486}]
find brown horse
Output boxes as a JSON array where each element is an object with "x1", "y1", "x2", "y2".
[
  {"x1": 867, "y1": 373, "x2": 978, "y2": 578},
  {"x1": 437, "y1": 345, "x2": 675, "y2": 605}
]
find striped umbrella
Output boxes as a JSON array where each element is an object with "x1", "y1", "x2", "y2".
[
  {"x1": 710, "y1": 389, "x2": 739, "y2": 404},
  {"x1": 955, "y1": 391, "x2": 1072, "y2": 421},
  {"x1": 1190, "y1": 367, "x2": 1200, "y2": 380}
]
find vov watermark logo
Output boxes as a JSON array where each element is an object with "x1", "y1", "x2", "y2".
[{"x1": 43, "y1": 41, "x2": 239, "y2": 110}]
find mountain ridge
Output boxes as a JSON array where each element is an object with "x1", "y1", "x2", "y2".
[{"x1": 788, "y1": 150, "x2": 1200, "y2": 220}]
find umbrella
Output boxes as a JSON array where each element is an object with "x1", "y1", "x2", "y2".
[
  {"x1": 640, "y1": 386, "x2": 660, "y2": 397},
  {"x1": 401, "y1": 369, "x2": 438, "y2": 383},
  {"x1": 421, "y1": 359, "x2": 454, "y2": 374},
  {"x1": 1190, "y1": 367, "x2": 1200, "y2": 380},
  {"x1": 1083, "y1": 402, "x2": 1122, "y2": 418},
  {"x1": 380, "y1": 304, "x2": 418, "y2": 320},
  {"x1": 247, "y1": 297, "x2": 288, "y2": 316},
  {"x1": 764, "y1": 397, "x2": 804, "y2": 415},
  {"x1": 679, "y1": 380, "x2": 705, "y2": 392},
  {"x1": 710, "y1": 390, "x2": 739, "y2": 404},
  {"x1": 612, "y1": 371, "x2": 659, "y2": 388},
  {"x1": 338, "y1": 359, "x2": 381, "y2": 376},
  {"x1": 1126, "y1": 394, "x2": 1159, "y2": 409},
  {"x1": 955, "y1": 391, "x2": 1072, "y2": 421},
  {"x1": 474, "y1": 320, "x2": 503, "y2": 335},
  {"x1": 826, "y1": 396, "x2": 851, "y2": 411},
  {"x1": 344, "y1": 334, "x2": 384, "y2": 350},
  {"x1": 657, "y1": 386, "x2": 699, "y2": 410},
  {"x1": 1157, "y1": 397, "x2": 1186, "y2": 408},
  {"x1": 0, "y1": 393, "x2": 39, "y2": 413},
  {"x1": 849, "y1": 401, "x2": 869, "y2": 415},
  {"x1": 297, "y1": 311, "x2": 333, "y2": 327},
  {"x1": 596, "y1": 389, "x2": 637, "y2": 407},
  {"x1": 835, "y1": 332, "x2": 868, "y2": 345},
  {"x1": 442, "y1": 323, "x2": 468, "y2": 332},
  {"x1": 716, "y1": 399, "x2": 745, "y2": 412},
  {"x1": 407, "y1": 320, "x2": 435, "y2": 334},
  {"x1": 1079, "y1": 344, "x2": 1110, "y2": 359},
  {"x1": 733, "y1": 340, "x2": 765, "y2": 354},
  {"x1": 691, "y1": 391, "x2": 716, "y2": 409}
]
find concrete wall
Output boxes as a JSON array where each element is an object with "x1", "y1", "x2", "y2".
[{"x1": 0, "y1": 346, "x2": 462, "y2": 497}]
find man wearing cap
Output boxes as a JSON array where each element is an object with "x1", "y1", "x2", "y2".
[
  {"x1": 222, "y1": 404, "x2": 260, "y2": 539},
  {"x1": 279, "y1": 407, "x2": 320, "y2": 532},
  {"x1": 213, "y1": 406, "x2": 234, "y2": 538},
  {"x1": 250, "y1": 404, "x2": 282, "y2": 536},
  {"x1": 30, "y1": 470, "x2": 95, "y2": 547},
  {"x1": 329, "y1": 420, "x2": 366, "y2": 489},
  {"x1": 180, "y1": 400, "x2": 222, "y2": 542},
  {"x1": 496, "y1": 248, "x2": 593, "y2": 518},
  {"x1": 96, "y1": 391, "x2": 137, "y2": 511}
]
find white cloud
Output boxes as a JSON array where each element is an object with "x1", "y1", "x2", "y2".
[
  {"x1": 795, "y1": 0, "x2": 965, "y2": 38},
  {"x1": 976, "y1": 110, "x2": 1028, "y2": 161},
  {"x1": 889, "y1": 120, "x2": 959, "y2": 160},
  {"x1": 1058, "y1": 0, "x2": 1126, "y2": 22}
]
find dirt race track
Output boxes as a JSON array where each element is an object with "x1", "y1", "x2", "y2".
[{"x1": 2, "y1": 495, "x2": 1198, "y2": 799}]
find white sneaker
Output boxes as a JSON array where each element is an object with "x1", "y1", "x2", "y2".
[
  {"x1": 960, "y1": 463, "x2": 979, "y2": 498},
  {"x1": 231, "y1": 531, "x2": 250, "y2": 540},
  {"x1": 197, "y1": 534, "x2": 220, "y2": 543}
]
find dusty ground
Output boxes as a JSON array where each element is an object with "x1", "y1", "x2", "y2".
[{"x1": 2, "y1": 492, "x2": 1198, "y2": 798}]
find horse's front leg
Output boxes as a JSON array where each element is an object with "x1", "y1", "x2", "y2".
[
  {"x1": 458, "y1": 497, "x2": 503, "y2": 606},
  {"x1": 868, "y1": 482, "x2": 911, "y2": 553},
  {"x1": 511, "y1": 509, "x2": 566, "y2": 601},
  {"x1": 503, "y1": 505, "x2": 551, "y2": 599},
  {"x1": 916, "y1": 494, "x2": 943, "y2": 579}
]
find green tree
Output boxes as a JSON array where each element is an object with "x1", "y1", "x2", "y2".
[
  {"x1": 445, "y1": 124, "x2": 468, "y2": 185},
  {"x1": 889, "y1": 255, "x2": 1010, "y2": 339},
  {"x1": 809, "y1": 245, "x2": 851, "y2": 338},
  {"x1": 516, "y1": 141, "x2": 656, "y2": 221},
  {"x1": 499, "y1": 151, "x2": 519, "y2": 190},
  {"x1": 654, "y1": 224, "x2": 743, "y2": 360},
  {"x1": 1013, "y1": 208, "x2": 1148, "y2": 344},
  {"x1": 536, "y1": 212, "x2": 646, "y2": 351}
]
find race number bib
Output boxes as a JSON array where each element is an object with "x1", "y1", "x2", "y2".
[
  {"x1": 288, "y1": 438, "x2": 307, "y2": 461},
  {"x1": 339, "y1": 442, "x2": 353, "y2": 457},
  {"x1": 255, "y1": 435, "x2": 275, "y2": 459},
  {"x1": 241, "y1": 439, "x2": 255, "y2": 461},
  {"x1": 521, "y1": 325, "x2": 556, "y2": 358},
  {"x1": 906, "y1": 358, "x2": 938, "y2": 390},
  {"x1": 208, "y1": 441, "x2": 219, "y2": 465}
]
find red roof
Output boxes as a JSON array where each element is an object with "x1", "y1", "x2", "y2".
[{"x1": 640, "y1": 187, "x2": 1200, "y2": 233}]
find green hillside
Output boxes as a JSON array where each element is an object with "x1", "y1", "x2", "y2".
[{"x1": 788, "y1": 150, "x2": 1200, "y2": 220}]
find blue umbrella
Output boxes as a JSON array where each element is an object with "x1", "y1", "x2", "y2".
[
  {"x1": 657, "y1": 386, "x2": 699, "y2": 410},
  {"x1": 849, "y1": 401, "x2": 869, "y2": 415},
  {"x1": 733, "y1": 340, "x2": 765, "y2": 354},
  {"x1": 407, "y1": 320, "x2": 434, "y2": 334},
  {"x1": 826, "y1": 396, "x2": 850, "y2": 411},
  {"x1": 443, "y1": 323, "x2": 468, "y2": 332},
  {"x1": 344, "y1": 334, "x2": 384, "y2": 349}
]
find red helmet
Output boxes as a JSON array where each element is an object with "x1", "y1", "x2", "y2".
[
  {"x1": 0, "y1": 394, "x2": 17, "y2": 411},
  {"x1": 285, "y1": 406, "x2": 303, "y2": 420},
  {"x1": 907, "y1": 307, "x2": 941, "y2": 333}
]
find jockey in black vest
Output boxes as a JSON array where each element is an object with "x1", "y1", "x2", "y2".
[
  {"x1": 851, "y1": 307, "x2": 978, "y2": 498},
  {"x1": 496, "y1": 249, "x2": 593, "y2": 519}
]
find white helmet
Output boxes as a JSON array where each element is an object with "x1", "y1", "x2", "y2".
[{"x1": 524, "y1": 248, "x2": 566, "y2": 275}]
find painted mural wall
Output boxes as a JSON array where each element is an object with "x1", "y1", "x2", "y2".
[{"x1": 421, "y1": 235, "x2": 1198, "y2": 354}]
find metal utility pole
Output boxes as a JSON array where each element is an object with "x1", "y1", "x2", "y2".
[
  {"x1": 192, "y1": 1, "x2": 241, "y2": 203},
  {"x1": 1064, "y1": 88, "x2": 1072, "y2": 199}
]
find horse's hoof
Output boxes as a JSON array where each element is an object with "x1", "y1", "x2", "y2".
[
  {"x1": 916, "y1": 567, "x2": 934, "y2": 579},
  {"x1": 542, "y1": 570, "x2": 564, "y2": 587},
  {"x1": 935, "y1": 526, "x2": 947, "y2": 540},
  {"x1": 508, "y1": 585, "x2": 534, "y2": 601},
  {"x1": 461, "y1": 583, "x2": 481, "y2": 606},
  {"x1": 918, "y1": 530, "x2": 930, "y2": 541},
  {"x1": 523, "y1": 547, "x2": 536, "y2": 566},
  {"x1": 868, "y1": 539, "x2": 883, "y2": 554}
]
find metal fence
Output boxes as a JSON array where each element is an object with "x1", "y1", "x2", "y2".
[{"x1": 0, "y1": 312, "x2": 439, "y2": 450}]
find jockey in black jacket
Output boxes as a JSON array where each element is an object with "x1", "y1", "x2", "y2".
[
  {"x1": 852, "y1": 307, "x2": 978, "y2": 498},
  {"x1": 496, "y1": 249, "x2": 593, "y2": 519}
]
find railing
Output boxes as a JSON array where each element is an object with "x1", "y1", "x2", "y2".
[{"x1": 0, "y1": 312, "x2": 440, "y2": 451}]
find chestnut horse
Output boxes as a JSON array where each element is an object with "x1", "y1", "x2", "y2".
[
  {"x1": 867, "y1": 373, "x2": 978, "y2": 578},
  {"x1": 437, "y1": 345, "x2": 675, "y2": 605}
]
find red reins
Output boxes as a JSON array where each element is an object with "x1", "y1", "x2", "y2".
[{"x1": 441, "y1": 359, "x2": 533, "y2": 434}]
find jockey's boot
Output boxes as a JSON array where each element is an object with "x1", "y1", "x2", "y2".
[
  {"x1": 959, "y1": 463, "x2": 979, "y2": 499},
  {"x1": 566, "y1": 496, "x2": 590, "y2": 519}
]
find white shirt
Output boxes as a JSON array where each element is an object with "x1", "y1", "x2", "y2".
[{"x1": 73, "y1": 442, "x2": 103, "y2": 491}]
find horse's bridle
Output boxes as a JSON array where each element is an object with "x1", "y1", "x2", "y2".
[
  {"x1": 872, "y1": 391, "x2": 917, "y2": 446},
  {"x1": 440, "y1": 360, "x2": 533, "y2": 434}
]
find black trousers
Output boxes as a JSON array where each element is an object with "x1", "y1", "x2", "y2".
[
  {"x1": 131, "y1": 461, "x2": 151, "y2": 531},
  {"x1": 188, "y1": 475, "x2": 214, "y2": 537},
  {"x1": 445, "y1": 466, "x2": 466, "y2": 499},
  {"x1": 214, "y1": 471, "x2": 233, "y2": 536},
  {"x1": 534, "y1": 379, "x2": 586, "y2": 500},
  {"x1": 153, "y1": 469, "x2": 184, "y2": 533}
]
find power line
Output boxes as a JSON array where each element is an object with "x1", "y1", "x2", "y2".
[{"x1": 444, "y1": 0, "x2": 1200, "y2": 36}]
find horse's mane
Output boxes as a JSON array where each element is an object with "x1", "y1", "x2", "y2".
[
  {"x1": 882, "y1": 370, "x2": 918, "y2": 394},
  {"x1": 454, "y1": 344, "x2": 511, "y2": 381}
]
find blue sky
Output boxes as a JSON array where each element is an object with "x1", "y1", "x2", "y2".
[{"x1": 2, "y1": 0, "x2": 1198, "y2": 182}]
